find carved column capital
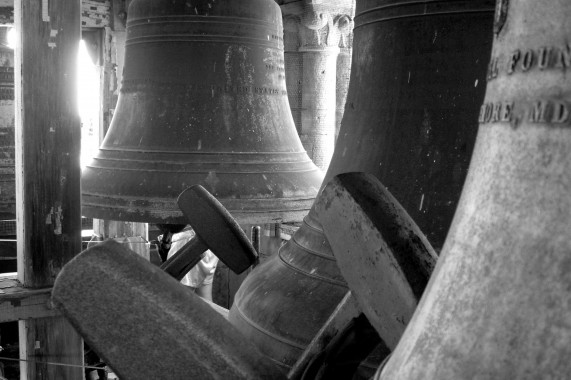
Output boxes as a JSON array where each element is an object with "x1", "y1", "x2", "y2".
[
  {"x1": 335, "y1": 13, "x2": 354, "y2": 49},
  {"x1": 279, "y1": 0, "x2": 355, "y2": 50},
  {"x1": 298, "y1": 6, "x2": 354, "y2": 50},
  {"x1": 301, "y1": 8, "x2": 329, "y2": 31},
  {"x1": 279, "y1": 0, "x2": 355, "y2": 171}
]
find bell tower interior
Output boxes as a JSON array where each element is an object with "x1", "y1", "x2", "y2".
[{"x1": 1, "y1": 0, "x2": 571, "y2": 379}]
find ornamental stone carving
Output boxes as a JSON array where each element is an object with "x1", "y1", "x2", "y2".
[{"x1": 280, "y1": 0, "x2": 355, "y2": 171}]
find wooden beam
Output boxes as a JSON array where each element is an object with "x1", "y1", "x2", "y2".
[
  {"x1": 15, "y1": 0, "x2": 83, "y2": 378},
  {"x1": 0, "y1": 273, "x2": 59, "y2": 323},
  {"x1": 15, "y1": 0, "x2": 82, "y2": 288},
  {"x1": 19, "y1": 317, "x2": 83, "y2": 379}
]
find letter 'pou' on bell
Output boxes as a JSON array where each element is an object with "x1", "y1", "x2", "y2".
[
  {"x1": 379, "y1": 0, "x2": 571, "y2": 378},
  {"x1": 81, "y1": 0, "x2": 323, "y2": 224}
]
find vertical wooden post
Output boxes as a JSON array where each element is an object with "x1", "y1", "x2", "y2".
[{"x1": 14, "y1": 0, "x2": 83, "y2": 378}]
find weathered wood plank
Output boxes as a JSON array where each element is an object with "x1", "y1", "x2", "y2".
[
  {"x1": 16, "y1": 0, "x2": 82, "y2": 287},
  {"x1": 15, "y1": 0, "x2": 84, "y2": 378},
  {"x1": 19, "y1": 317, "x2": 83, "y2": 379},
  {"x1": 0, "y1": 274, "x2": 59, "y2": 323}
]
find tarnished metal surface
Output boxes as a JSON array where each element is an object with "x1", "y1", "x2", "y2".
[
  {"x1": 230, "y1": 209, "x2": 348, "y2": 371},
  {"x1": 52, "y1": 240, "x2": 286, "y2": 380},
  {"x1": 229, "y1": 0, "x2": 494, "y2": 373},
  {"x1": 333, "y1": 0, "x2": 495, "y2": 251},
  {"x1": 315, "y1": 172, "x2": 436, "y2": 349},
  {"x1": 379, "y1": 0, "x2": 571, "y2": 378},
  {"x1": 81, "y1": 0, "x2": 323, "y2": 224}
]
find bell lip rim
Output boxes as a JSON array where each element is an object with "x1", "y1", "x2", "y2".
[
  {"x1": 80, "y1": 206, "x2": 317, "y2": 225},
  {"x1": 81, "y1": 192, "x2": 319, "y2": 224}
]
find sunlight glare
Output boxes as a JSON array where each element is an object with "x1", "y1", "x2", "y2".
[{"x1": 77, "y1": 39, "x2": 100, "y2": 170}]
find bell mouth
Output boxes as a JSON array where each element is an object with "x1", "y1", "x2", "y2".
[{"x1": 81, "y1": 150, "x2": 323, "y2": 224}]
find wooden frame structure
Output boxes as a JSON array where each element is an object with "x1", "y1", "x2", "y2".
[
  {"x1": 0, "y1": 1, "x2": 124, "y2": 379},
  {"x1": 14, "y1": 0, "x2": 83, "y2": 377}
]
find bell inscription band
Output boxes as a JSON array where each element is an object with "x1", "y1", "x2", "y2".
[
  {"x1": 81, "y1": 0, "x2": 323, "y2": 224},
  {"x1": 379, "y1": 0, "x2": 571, "y2": 378}
]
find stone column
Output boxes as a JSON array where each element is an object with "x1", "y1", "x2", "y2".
[
  {"x1": 280, "y1": 0, "x2": 355, "y2": 172},
  {"x1": 335, "y1": 14, "x2": 354, "y2": 141},
  {"x1": 299, "y1": 11, "x2": 339, "y2": 171}
]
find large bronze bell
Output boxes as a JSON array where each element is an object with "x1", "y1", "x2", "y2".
[
  {"x1": 81, "y1": 0, "x2": 323, "y2": 224},
  {"x1": 379, "y1": 0, "x2": 571, "y2": 378},
  {"x1": 229, "y1": 0, "x2": 495, "y2": 373}
]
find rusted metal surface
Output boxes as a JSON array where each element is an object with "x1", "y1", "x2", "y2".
[
  {"x1": 81, "y1": 0, "x2": 323, "y2": 225},
  {"x1": 315, "y1": 172, "x2": 436, "y2": 349},
  {"x1": 52, "y1": 240, "x2": 287, "y2": 380},
  {"x1": 161, "y1": 185, "x2": 258, "y2": 279},
  {"x1": 379, "y1": 0, "x2": 571, "y2": 379},
  {"x1": 229, "y1": 0, "x2": 494, "y2": 373}
]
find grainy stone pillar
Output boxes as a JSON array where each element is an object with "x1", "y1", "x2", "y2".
[
  {"x1": 280, "y1": 0, "x2": 355, "y2": 172},
  {"x1": 299, "y1": 17, "x2": 339, "y2": 171},
  {"x1": 335, "y1": 15, "x2": 353, "y2": 141}
]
